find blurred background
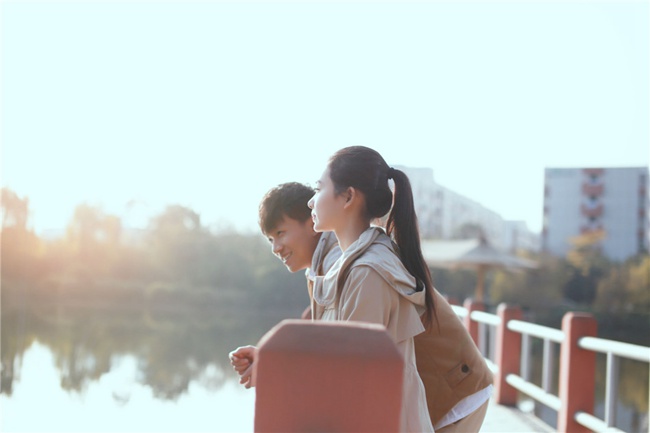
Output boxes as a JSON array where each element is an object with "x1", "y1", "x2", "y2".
[{"x1": 1, "y1": 0, "x2": 648, "y2": 432}]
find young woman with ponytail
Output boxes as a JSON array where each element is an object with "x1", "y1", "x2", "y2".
[{"x1": 308, "y1": 146, "x2": 493, "y2": 433}]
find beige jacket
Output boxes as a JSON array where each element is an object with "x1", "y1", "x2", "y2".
[{"x1": 312, "y1": 227, "x2": 434, "y2": 433}]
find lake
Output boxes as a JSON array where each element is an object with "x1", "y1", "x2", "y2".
[
  {"x1": 1, "y1": 291, "x2": 648, "y2": 432},
  {"x1": 0, "y1": 297, "x2": 287, "y2": 433},
  {"x1": 1, "y1": 342, "x2": 255, "y2": 432}
]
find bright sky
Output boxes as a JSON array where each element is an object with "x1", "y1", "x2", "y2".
[{"x1": 2, "y1": 0, "x2": 648, "y2": 236}]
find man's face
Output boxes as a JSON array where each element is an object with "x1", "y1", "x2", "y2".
[{"x1": 266, "y1": 215, "x2": 320, "y2": 273}]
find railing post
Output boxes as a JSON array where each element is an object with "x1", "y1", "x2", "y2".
[
  {"x1": 494, "y1": 303, "x2": 522, "y2": 406},
  {"x1": 463, "y1": 298, "x2": 485, "y2": 347},
  {"x1": 558, "y1": 312, "x2": 597, "y2": 433},
  {"x1": 254, "y1": 319, "x2": 404, "y2": 432}
]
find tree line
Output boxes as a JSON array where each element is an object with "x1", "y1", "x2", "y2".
[
  {"x1": 2, "y1": 186, "x2": 648, "y2": 322},
  {"x1": 1, "y1": 187, "x2": 309, "y2": 315}
]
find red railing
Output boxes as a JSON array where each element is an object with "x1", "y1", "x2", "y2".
[{"x1": 455, "y1": 299, "x2": 650, "y2": 433}]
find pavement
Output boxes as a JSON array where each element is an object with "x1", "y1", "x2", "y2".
[{"x1": 480, "y1": 398, "x2": 556, "y2": 433}]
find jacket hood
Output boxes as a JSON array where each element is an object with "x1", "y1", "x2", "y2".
[
  {"x1": 313, "y1": 226, "x2": 426, "y2": 313},
  {"x1": 308, "y1": 231, "x2": 340, "y2": 279}
]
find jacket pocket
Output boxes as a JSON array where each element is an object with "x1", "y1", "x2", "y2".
[{"x1": 445, "y1": 362, "x2": 472, "y2": 387}]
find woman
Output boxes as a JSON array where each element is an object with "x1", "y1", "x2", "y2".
[
  {"x1": 232, "y1": 146, "x2": 492, "y2": 432},
  {"x1": 307, "y1": 146, "x2": 436, "y2": 432}
]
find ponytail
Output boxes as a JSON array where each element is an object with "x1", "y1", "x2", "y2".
[
  {"x1": 386, "y1": 169, "x2": 436, "y2": 328},
  {"x1": 328, "y1": 146, "x2": 436, "y2": 327}
]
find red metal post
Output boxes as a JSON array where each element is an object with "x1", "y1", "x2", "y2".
[
  {"x1": 463, "y1": 298, "x2": 485, "y2": 346},
  {"x1": 558, "y1": 312, "x2": 597, "y2": 433},
  {"x1": 494, "y1": 303, "x2": 522, "y2": 406},
  {"x1": 254, "y1": 319, "x2": 404, "y2": 433}
]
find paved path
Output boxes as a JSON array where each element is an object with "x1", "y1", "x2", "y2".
[{"x1": 480, "y1": 398, "x2": 555, "y2": 433}]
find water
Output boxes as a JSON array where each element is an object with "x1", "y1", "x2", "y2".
[
  {"x1": 0, "y1": 297, "x2": 289, "y2": 433},
  {"x1": 2, "y1": 343, "x2": 255, "y2": 432}
]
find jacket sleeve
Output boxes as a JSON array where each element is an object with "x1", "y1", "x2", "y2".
[{"x1": 337, "y1": 265, "x2": 395, "y2": 328}]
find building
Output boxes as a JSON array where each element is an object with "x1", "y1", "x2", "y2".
[
  {"x1": 396, "y1": 166, "x2": 540, "y2": 252},
  {"x1": 542, "y1": 167, "x2": 649, "y2": 262},
  {"x1": 503, "y1": 220, "x2": 540, "y2": 254}
]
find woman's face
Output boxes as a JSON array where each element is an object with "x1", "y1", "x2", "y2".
[{"x1": 308, "y1": 167, "x2": 346, "y2": 233}]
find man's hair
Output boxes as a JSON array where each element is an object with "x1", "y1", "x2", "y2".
[{"x1": 258, "y1": 182, "x2": 315, "y2": 235}]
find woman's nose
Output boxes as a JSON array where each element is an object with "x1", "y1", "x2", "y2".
[{"x1": 307, "y1": 196, "x2": 314, "y2": 209}]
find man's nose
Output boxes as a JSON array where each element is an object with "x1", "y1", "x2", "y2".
[{"x1": 272, "y1": 240, "x2": 282, "y2": 255}]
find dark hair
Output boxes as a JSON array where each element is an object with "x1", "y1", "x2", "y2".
[
  {"x1": 328, "y1": 146, "x2": 435, "y2": 327},
  {"x1": 258, "y1": 182, "x2": 315, "y2": 235}
]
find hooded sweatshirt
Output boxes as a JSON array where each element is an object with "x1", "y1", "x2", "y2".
[{"x1": 312, "y1": 226, "x2": 434, "y2": 433}]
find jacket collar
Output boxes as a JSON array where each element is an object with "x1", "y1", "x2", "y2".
[
  {"x1": 313, "y1": 226, "x2": 426, "y2": 311},
  {"x1": 307, "y1": 231, "x2": 339, "y2": 282}
]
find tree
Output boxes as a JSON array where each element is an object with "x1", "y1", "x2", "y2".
[
  {"x1": 1, "y1": 188, "x2": 29, "y2": 229},
  {"x1": 595, "y1": 254, "x2": 650, "y2": 313},
  {"x1": 1, "y1": 188, "x2": 42, "y2": 281},
  {"x1": 62, "y1": 203, "x2": 125, "y2": 281},
  {"x1": 146, "y1": 205, "x2": 207, "y2": 285},
  {"x1": 626, "y1": 255, "x2": 650, "y2": 309},
  {"x1": 563, "y1": 230, "x2": 610, "y2": 305},
  {"x1": 490, "y1": 254, "x2": 565, "y2": 310}
]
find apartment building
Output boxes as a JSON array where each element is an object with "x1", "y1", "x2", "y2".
[
  {"x1": 396, "y1": 166, "x2": 539, "y2": 252},
  {"x1": 542, "y1": 167, "x2": 649, "y2": 261}
]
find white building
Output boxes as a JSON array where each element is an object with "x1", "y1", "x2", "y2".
[
  {"x1": 542, "y1": 167, "x2": 649, "y2": 262},
  {"x1": 396, "y1": 166, "x2": 540, "y2": 252},
  {"x1": 503, "y1": 220, "x2": 540, "y2": 254}
]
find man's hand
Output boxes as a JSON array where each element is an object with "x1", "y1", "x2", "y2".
[{"x1": 228, "y1": 345, "x2": 258, "y2": 389}]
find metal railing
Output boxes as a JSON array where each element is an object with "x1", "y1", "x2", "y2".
[
  {"x1": 576, "y1": 337, "x2": 650, "y2": 433},
  {"x1": 452, "y1": 300, "x2": 650, "y2": 433}
]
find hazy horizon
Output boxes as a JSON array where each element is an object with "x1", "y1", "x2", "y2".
[{"x1": 3, "y1": 0, "x2": 648, "y2": 236}]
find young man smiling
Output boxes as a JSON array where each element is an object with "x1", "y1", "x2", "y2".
[
  {"x1": 229, "y1": 182, "x2": 341, "y2": 387},
  {"x1": 258, "y1": 182, "x2": 340, "y2": 278}
]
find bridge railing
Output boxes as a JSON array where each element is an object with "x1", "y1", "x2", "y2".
[{"x1": 450, "y1": 299, "x2": 650, "y2": 433}]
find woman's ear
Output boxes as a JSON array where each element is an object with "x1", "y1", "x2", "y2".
[{"x1": 343, "y1": 187, "x2": 361, "y2": 209}]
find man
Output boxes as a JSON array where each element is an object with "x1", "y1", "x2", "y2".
[{"x1": 228, "y1": 182, "x2": 341, "y2": 388}]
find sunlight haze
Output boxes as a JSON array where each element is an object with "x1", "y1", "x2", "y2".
[{"x1": 2, "y1": 0, "x2": 648, "y2": 236}]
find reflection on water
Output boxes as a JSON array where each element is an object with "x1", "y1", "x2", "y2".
[
  {"x1": 1, "y1": 342, "x2": 255, "y2": 432},
  {"x1": 1, "y1": 290, "x2": 305, "y2": 433}
]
